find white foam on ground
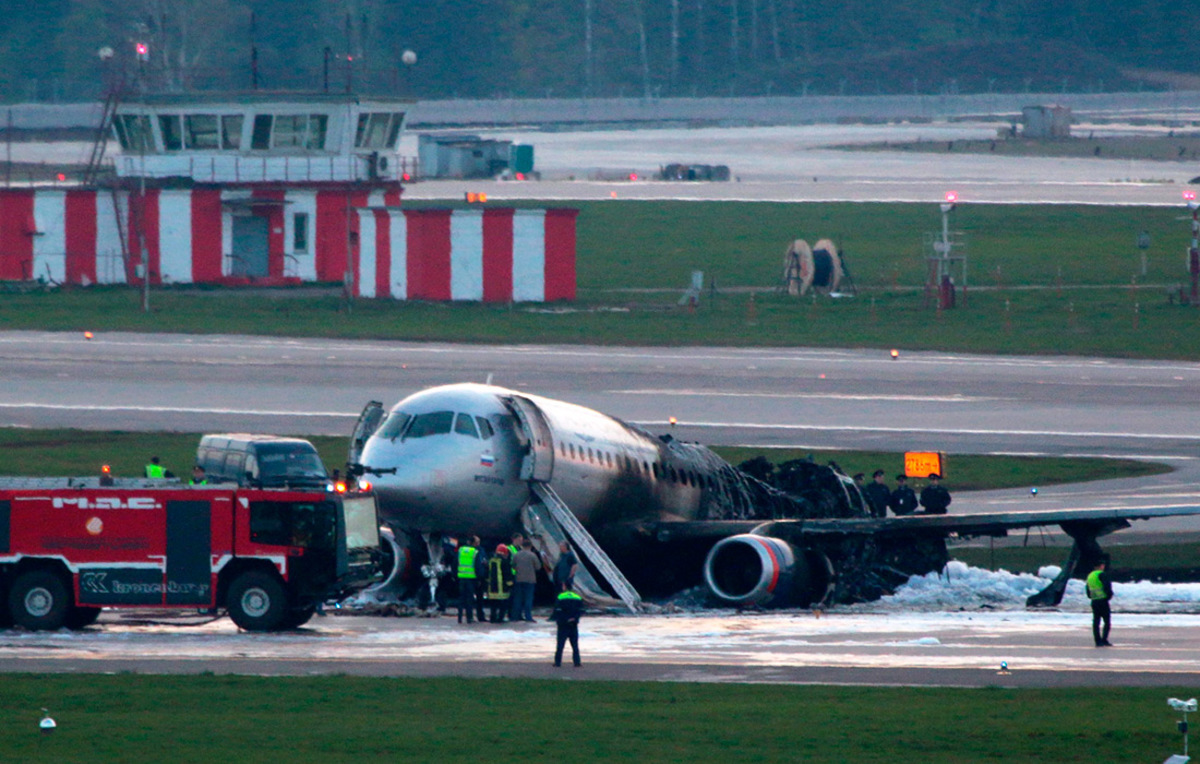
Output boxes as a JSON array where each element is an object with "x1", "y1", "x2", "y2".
[
  {"x1": 869, "y1": 561, "x2": 1200, "y2": 614},
  {"x1": 2, "y1": 564, "x2": 1199, "y2": 672}
]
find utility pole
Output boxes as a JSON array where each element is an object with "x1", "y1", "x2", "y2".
[
  {"x1": 670, "y1": 0, "x2": 680, "y2": 92},
  {"x1": 584, "y1": 0, "x2": 594, "y2": 95}
]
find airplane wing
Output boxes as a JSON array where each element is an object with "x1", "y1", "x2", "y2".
[{"x1": 635, "y1": 503, "x2": 1200, "y2": 609}]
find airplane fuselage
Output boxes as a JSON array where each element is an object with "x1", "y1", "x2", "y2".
[{"x1": 358, "y1": 383, "x2": 705, "y2": 539}]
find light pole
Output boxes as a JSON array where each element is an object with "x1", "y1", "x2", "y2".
[{"x1": 1185, "y1": 190, "x2": 1199, "y2": 306}]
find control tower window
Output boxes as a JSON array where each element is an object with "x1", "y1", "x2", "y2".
[
  {"x1": 355, "y1": 113, "x2": 396, "y2": 149},
  {"x1": 251, "y1": 115, "x2": 273, "y2": 150},
  {"x1": 185, "y1": 114, "x2": 219, "y2": 149},
  {"x1": 273, "y1": 114, "x2": 307, "y2": 148},
  {"x1": 221, "y1": 115, "x2": 243, "y2": 150},
  {"x1": 307, "y1": 115, "x2": 328, "y2": 150},
  {"x1": 159, "y1": 115, "x2": 183, "y2": 151},
  {"x1": 113, "y1": 114, "x2": 152, "y2": 152}
]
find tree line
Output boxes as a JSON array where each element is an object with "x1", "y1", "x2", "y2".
[{"x1": 1, "y1": 0, "x2": 1196, "y2": 103}]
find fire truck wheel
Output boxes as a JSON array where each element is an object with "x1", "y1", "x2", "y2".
[
  {"x1": 280, "y1": 606, "x2": 317, "y2": 630},
  {"x1": 64, "y1": 606, "x2": 103, "y2": 630},
  {"x1": 227, "y1": 571, "x2": 289, "y2": 631},
  {"x1": 8, "y1": 570, "x2": 71, "y2": 631}
]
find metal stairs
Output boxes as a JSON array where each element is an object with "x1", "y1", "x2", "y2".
[{"x1": 524, "y1": 482, "x2": 642, "y2": 613}]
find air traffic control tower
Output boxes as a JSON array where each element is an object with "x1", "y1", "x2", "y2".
[{"x1": 0, "y1": 92, "x2": 575, "y2": 302}]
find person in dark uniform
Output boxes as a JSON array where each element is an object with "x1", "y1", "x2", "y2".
[
  {"x1": 473, "y1": 542, "x2": 490, "y2": 623},
  {"x1": 553, "y1": 541, "x2": 578, "y2": 590},
  {"x1": 486, "y1": 545, "x2": 515, "y2": 623},
  {"x1": 919, "y1": 473, "x2": 952, "y2": 515},
  {"x1": 1086, "y1": 556, "x2": 1114, "y2": 647},
  {"x1": 889, "y1": 474, "x2": 918, "y2": 516},
  {"x1": 551, "y1": 586, "x2": 584, "y2": 667},
  {"x1": 863, "y1": 470, "x2": 890, "y2": 518}
]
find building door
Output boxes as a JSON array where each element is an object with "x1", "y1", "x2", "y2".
[{"x1": 232, "y1": 215, "x2": 270, "y2": 278}]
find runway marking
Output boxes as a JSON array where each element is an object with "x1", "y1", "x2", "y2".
[
  {"x1": 0, "y1": 403, "x2": 352, "y2": 417},
  {"x1": 640, "y1": 420, "x2": 1200, "y2": 442},
  {"x1": 613, "y1": 389, "x2": 994, "y2": 402},
  {"x1": 4, "y1": 334, "x2": 1200, "y2": 376},
  {"x1": 3, "y1": 402, "x2": 1198, "y2": 445}
]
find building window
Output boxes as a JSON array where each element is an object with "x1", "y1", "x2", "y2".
[
  {"x1": 159, "y1": 115, "x2": 183, "y2": 151},
  {"x1": 113, "y1": 115, "x2": 152, "y2": 152},
  {"x1": 273, "y1": 114, "x2": 307, "y2": 148},
  {"x1": 293, "y1": 213, "x2": 309, "y2": 254},
  {"x1": 355, "y1": 113, "x2": 401, "y2": 149},
  {"x1": 251, "y1": 115, "x2": 273, "y2": 150},
  {"x1": 306, "y1": 115, "x2": 328, "y2": 150},
  {"x1": 185, "y1": 114, "x2": 220, "y2": 149},
  {"x1": 221, "y1": 115, "x2": 243, "y2": 150}
]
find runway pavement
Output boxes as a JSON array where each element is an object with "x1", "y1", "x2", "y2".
[
  {"x1": 2, "y1": 609, "x2": 1198, "y2": 687},
  {"x1": 3, "y1": 331, "x2": 1200, "y2": 683}
]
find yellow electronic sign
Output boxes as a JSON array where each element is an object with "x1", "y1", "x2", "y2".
[{"x1": 904, "y1": 452, "x2": 945, "y2": 479}]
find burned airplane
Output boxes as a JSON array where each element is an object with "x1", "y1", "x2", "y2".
[{"x1": 348, "y1": 383, "x2": 1200, "y2": 612}]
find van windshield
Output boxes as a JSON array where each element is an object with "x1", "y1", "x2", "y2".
[{"x1": 256, "y1": 445, "x2": 328, "y2": 483}]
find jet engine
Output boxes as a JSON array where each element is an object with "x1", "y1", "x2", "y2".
[{"x1": 703, "y1": 534, "x2": 833, "y2": 608}]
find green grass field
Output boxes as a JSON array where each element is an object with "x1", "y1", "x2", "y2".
[
  {"x1": 0, "y1": 675, "x2": 1192, "y2": 763},
  {"x1": 3, "y1": 202, "x2": 1198, "y2": 357}
]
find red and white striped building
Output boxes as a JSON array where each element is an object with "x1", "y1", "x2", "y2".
[{"x1": 0, "y1": 93, "x2": 576, "y2": 302}]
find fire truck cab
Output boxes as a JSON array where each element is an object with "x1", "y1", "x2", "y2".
[{"x1": 0, "y1": 480, "x2": 382, "y2": 632}]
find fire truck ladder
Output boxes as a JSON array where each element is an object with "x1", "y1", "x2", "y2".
[
  {"x1": 82, "y1": 91, "x2": 120, "y2": 186},
  {"x1": 525, "y1": 482, "x2": 642, "y2": 613}
]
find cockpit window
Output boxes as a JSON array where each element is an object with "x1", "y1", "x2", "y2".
[
  {"x1": 454, "y1": 413, "x2": 480, "y2": 439},
  {"x1": 377, "y1": 412, "x2": 411, "y2": 441},
  {"x1": 476, "y1": 416, "x2": 494, "y2": 439},
  {"x1": 405, "y1": 411, "x2": 454, "y2": 439}
]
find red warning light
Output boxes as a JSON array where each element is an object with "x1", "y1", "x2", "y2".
[
  {"x1": 401, "y1": 172, "x2": 411, "y2": 181},
  {"x1": 135, "y1": 42, "x2": 149, "y2": 61},
  {"x1": 945, "y1": 191, "x2": 958, "y2": 203},
  {"x1": 84, "y1": 331, "x2": 94, "y2": 340},
  {"x1": 101, "y1": 464, "x2": 111, "y2": 475},
  {"x1": 629, "y1": 173, "x2": 638, "y2": 181},
  {"x1": 890, "y1": 349, "x2": 899, "y2": 360},
  {"x1": 1185, "y1": 190, "x2": 1197, "y2": 202},
  {"x1": 515, "y1": 172, "x2": 525, "y2": 181},
  {"x1": 56, "y1": 173, "x2": 66, "y2": 182}
]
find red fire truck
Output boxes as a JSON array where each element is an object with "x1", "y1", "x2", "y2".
[{"x1": 0, "y1": 479, "x2": 382, "y2": 632}]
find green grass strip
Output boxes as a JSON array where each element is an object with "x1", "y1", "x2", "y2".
[{"x1": 0, "y1": 674, "x2": 1191, "y2": 763}]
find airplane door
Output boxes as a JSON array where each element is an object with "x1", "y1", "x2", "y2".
[
  {"x1": 348, "y1": 400, "x2": 384, "y2": 466},
  {"x1": 502, "y1": 395, "x2": 555, "y2": 483}
]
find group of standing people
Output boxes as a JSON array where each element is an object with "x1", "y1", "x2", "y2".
[
  {"x1": 453, "y1": 533, "x2": 585, "y2": 667},
  {"x1": 859, "y1": 470, "x2": 951, "y2": 517},
  {"x1": 455, "y1": 533, "x2": 543, "y2": 625}
]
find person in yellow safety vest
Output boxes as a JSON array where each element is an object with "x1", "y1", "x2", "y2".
[
  {"x1": 551, "y1": 586, "x2": 585, "y2": 668},
  {"x1": 145, "y1": 456, "x2": 166, "y2": 479},
  {"x1": 486, "y1": 545, "x2": 515, "y2": 623},
  {"x1": 189, "y1": 465, "x2": 208, "y2": 485},
  {"x1": 1086, "y1": 556, "x2": 1114, "y2": 647},
  {"x1": 456, "y1": 535, "x2": 481, "y2": 624}
]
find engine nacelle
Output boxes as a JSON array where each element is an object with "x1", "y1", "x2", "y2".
[{"x1": 703, "y1": 534, "x2": 832, "y2": 608}]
